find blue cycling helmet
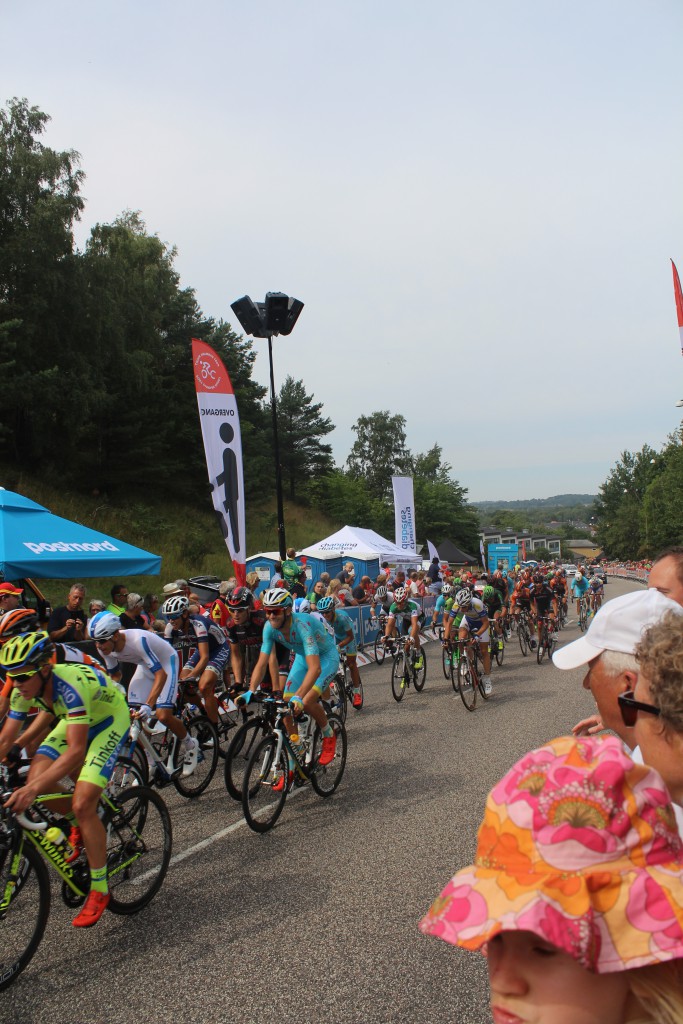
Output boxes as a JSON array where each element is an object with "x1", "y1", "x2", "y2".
[
  {"x1": 316, "y1": 596, "x2": 336, "y2": 613},
  {"x1": 89, "y1": 611, "x2": 122, "y2": 640}
]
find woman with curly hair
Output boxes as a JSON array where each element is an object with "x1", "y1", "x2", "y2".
[
  {"x1": 619, "y1": 609, "x2": 683, "y2": 835},
  {"x1": 421, "y1": 735, "x2": 683, "y2": 1024}
]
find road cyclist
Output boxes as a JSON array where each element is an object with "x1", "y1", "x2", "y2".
[
  {"x1": 315, "y1": 596, "x2": 363, "y2": 708},
  {"x1": 0, "y1": 632, "x2": 131, "y2": 927},
  {"x1": 529, "y1": 572, "x2": 557, "y2": 653},
  {"x1": 570, "y1": 570, "x2": 591, "y2": 629},
  {"x1": 443, "y1": 588, "x2": 494, "y2": 695},
  {"x1": 237, "y1": 588, "x2": 340, "y2": 791},
  {"x1": 480, "y1": 584, "x2": 505, "y2": 658},
  {"x1": 587, "y1": 571, "x2": 604, "y2": 616},
  {"x1": 88, "y1": 611, "x2": 199, "y2": 778},
  {"x1": 161, "y1": 594, "x2": 231, "y2": 731},
  {"x1": 382, "y1": 585, "x2": 424, "y2": 670},
  {"x1": 430, "y1": 582, "x2": 454, "y2": 634}
]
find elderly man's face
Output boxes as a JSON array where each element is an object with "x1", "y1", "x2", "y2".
[
  {"x1": 67, "y1": 589, "x2": 85, "y2": 609},
  {"x1": 582, "y1": 654, "x2": 635, "y2": 743},
  {"x1": 648, "y1": 556, "x2": 683, "y2": 606}
]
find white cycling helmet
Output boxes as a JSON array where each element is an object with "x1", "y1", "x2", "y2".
[
  {"x1": 455, "y1": 588, "x2": 472, "y2": 608},
  {"x1": 575, "y1": 573, "x2": 583, "y2": 582},
  {"x1": 161, "y1": 595, "x2": 190, "y2": 617},
  {"x1": 375, "y1": 585, "x2": 387, "y2": 599},
  {"x1": 393, "y1": 586, "x2": 408, "y2": 602},
  {"x1": 441, "y1": 583, "x2": 453, "y2": 595},
  {"x1": 89, "y1": 611, "x2": 122, "y2": 640}
]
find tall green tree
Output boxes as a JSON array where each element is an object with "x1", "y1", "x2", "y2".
[
  {"x1": 412, "y1": 444, "x2": 479, "y2": 551},
  {"x1": 272, "y1": 375, "x2": 334, "y2": 501},
  {"x1": 346, "y1": 411, "x2": 411, "y2": 501},
  {"x1": 0, "y1": 97, "x2": 84, "y2": 467}
]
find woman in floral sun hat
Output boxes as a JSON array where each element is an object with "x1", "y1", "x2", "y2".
[{"x1": 420, "y1": 735, "x2": 683, "y2": 1024}]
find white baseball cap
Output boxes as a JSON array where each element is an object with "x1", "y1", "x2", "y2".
[{"x1": 552, "y1": 588, "x2": 683, "y2": 671}]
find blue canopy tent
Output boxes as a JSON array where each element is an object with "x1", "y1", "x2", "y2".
[{"x1": 0, "y1": 490, "x2": 161, "y2": 579}]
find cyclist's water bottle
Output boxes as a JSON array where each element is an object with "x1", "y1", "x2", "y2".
[{"x1": 44, "y1": 827, "x2": 72, "y2": 858}]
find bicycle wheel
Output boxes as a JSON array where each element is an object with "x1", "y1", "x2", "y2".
[
  {"x1": 215, "y1": 695, "x2": 242, "y2": 759},
  {"x1": 413, "y1": 648, "x2": 426, "y2": 691},
  {"x1": 374, "y1": 633, "x2": 386, "y2": 665},
  {"x1": 450, "y1": 647, "x2": 460, "y2": 693},
  {"x1": 311, "y1": 714, "x2": 347, "y2": 797},
  {"x1": 174, "y1": 715, "x2": 219, "y2": 798},
  {"x1": 242, "y1": 735, "x2": 288, "y2": 833},
  {"x1": 0, "y1": 840, "x2": 50, "y2": 992},
  {"x1": 518, "y1": 623, "x2": 528, "y2": 656},
  {"x1": 579, "y1": 604, "x2": 587, "y2": 633},
  {"x1": 494, "y1": 635, "x2": 504, "y2": 667},
  {"x1": 474, "y1": 651, "x2": 491, "y2": 701},
  {"x1": 457, "y1": 658, "x2": 477, "y2": 711},
  {"x1": 390, "y1": 653, "x2": 407, "y2": 702},
  {"x1": 104, "y1": 786, "x2": 172, "y2": 915},
  {"x1": 223, "y1": 716, "x2": 268, "y2": 802},
  {"x1": 331, "y1": 671, "x2": 348, "y2": 723},
  {"x1": 537, "y1": 635, "x2": 545, "y2": 664},
  {"x1": 441, "y1": 644, "x2": 451, "y2": 680}
]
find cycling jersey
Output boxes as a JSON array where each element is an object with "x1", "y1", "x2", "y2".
[
  {"x1": 9, "y1": 663, "x2": 129, "y2": 789},
  {"x1": 589, "y1": 578, "x2": 604, "y2": 591},
  {"x1": 329, "y1": 609, "x2": 357, "y2": 655},
  {"x1": 530, "y1": 582, "x2": 554, "y2": 609},
  {"x1": 165, "y1": 614, "x2": 228, "y2": 656},
  {"x1": 434, "y1": 594, "x2": 454, "y2": 616},
  {"x1": 261, "y1": 613, "x2": 339, "y2": 698},
  {"x1": 388, "y1": 600, "x2": 420, "y2": 619},
  {"x1": 449, "y1": 596, "x2": 488, "y2": 628},
  {"x1": 482, "y1": 591, "x2": 504, "y2": 616},
  {"x1": 225, "y1": 611, "x2": 267, "y2": 648},
  {"x1": 101, "y1": 629, "x2": 180, "y2": 709},
  {"x1": 571, "y1": 577, "x2": 590, "y2": 598}
]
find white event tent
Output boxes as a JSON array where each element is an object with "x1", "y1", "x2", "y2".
[{"x1": 300, "y1": 525, "x2": 421, "y2": 567}]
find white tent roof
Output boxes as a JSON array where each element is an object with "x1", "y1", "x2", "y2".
[{"x1": 300, "y1": 525, "x2": 420, "y2": 563}]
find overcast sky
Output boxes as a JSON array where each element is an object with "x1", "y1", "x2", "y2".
[{"x1": 4, "y1": 0, "x2": 683, "y2": 501}]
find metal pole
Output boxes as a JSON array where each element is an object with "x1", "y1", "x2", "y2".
[{"x1": 268, "y1": 335, "x2": 287, "y2": 559}]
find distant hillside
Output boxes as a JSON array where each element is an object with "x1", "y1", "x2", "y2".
[{"x1": 474, "y1": 494, "x2": 596, "y2": 510}]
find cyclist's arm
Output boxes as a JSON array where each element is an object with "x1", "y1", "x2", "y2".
[
  {"x1": 337, "y1": 628, "x2": 355, "y2": 650},
  {"x1": 144, "y1": 667, "x2": 169, "y2": 710},
  {"x1": 181, "y1": 638, "x2": 209, "y2": 678},
  {"x1": 10, "y1": 709, "x2": 55, "y2": 756},
  {"x1": 4, "y1": 722, "x2": 89, "y2": 814},
  {"x1": 245, "y1": 649, "x2": 271, "y2": 693},
  {"x1": 0, "y1": 715, "x2": 24, "y2": 761},
  {"x1": 475, "y1": 615, "x2": 490, "y2": 638}
]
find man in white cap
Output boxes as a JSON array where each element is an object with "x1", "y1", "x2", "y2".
[{"x1": 552, "y1": 588, "x2": 683, "y2": 742}]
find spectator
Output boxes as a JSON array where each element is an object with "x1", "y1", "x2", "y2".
[
  {"x1": 426, "y1": 556, "x2": 441, "y2": 594},
  {"x1": 0, "y1": 582, "x2": 23, "y2": 613},
  {"x1": 380, "y1": 561, "x2": 392, "y2": 584},
  {"x1": 269, "y1": 561, "x2": 283, "y2": 588},
  {"x1": 106, "y1": 583, "x2": 129, "y2": 616},
  {"x1": 629, "y1": 611, "x2": 683, "y2": 832},
  {"x1": 120, "y1": 593, "x2": 149, "y2": 630},
  {"x1": 352, "y1": 576, "x2": 373, "y2": 604},
  {"x1": 86, "y1": 599, "x2": 105, "y2": 636},
  {"x1": 308, "y1": 580, "x2": 326, "y2": 608},
  {"x1": 648, "y1": 546, "x2": 683, "y2": 605},
  {"x1": 319, "y1": 572, "x2": 331, "y2": 589},
  {"x1": 337, "y1": 562, "x2": 355, "y2": 585},
  {"x1": 289, "y1": 570, "x2": 308, "y2": 600},
  {"x1": 142, "y1": 593, "x2": 159, "y2": 628},
  {"x1": 552, "y1": 588, "x2": 683, "y2": 741},
  {"x1": 408, "y1": 572, "x2": 420, "y2": 598},
  {"x1": 245, "y1": 571, "x2": 260, "y2": 593},
  {"x1": 281, "y1": 547, "x2": 302, "y2": 589},
  {"x1": 420, "y1": 734, "x2": 683, "y2": 1024},
  {"x1": 48, "y1": 583, "x2": 87, "y2": 643},
  {"x1": 326, "y1": 579, "x2": 344, "y2": 607}
]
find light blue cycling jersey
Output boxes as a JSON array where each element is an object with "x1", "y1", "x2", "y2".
[
  {"x1": 329, "y1": 609, "x2": 354, "y2": 643},
  {"x1": 571, "y1": 576, "x2": 590, "y2": 597},
  {"x1": 260, "y1": 612, "x2": 338, "y2": 660}
]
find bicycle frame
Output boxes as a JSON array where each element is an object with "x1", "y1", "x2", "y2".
[{"x1": 256, "y1": 700, "x2": 315, "y2": 784}]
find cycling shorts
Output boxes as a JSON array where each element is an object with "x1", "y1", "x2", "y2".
[
  {"x1": 460, "y1": 616, "x2": 490, "y2": 642},
  {"x1": 340, "y1": 642, "x2": 358, "y2": 657},
  {"x1": 186, "y1": 644, "x2": 231, "y2": 677},
  {"x1": 283, "y1": 650, "x2": 339, "y2": 699},
  {"x1": 128, "y1": 663, "x2": 178, "y2": 710},
  {"x1": 36, "y1": 701, "x2": 130, "y2": 790}
]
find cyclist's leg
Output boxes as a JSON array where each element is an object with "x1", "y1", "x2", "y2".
[{"x1": 197, "y1": 647, "x2": 230, "y2": 724}]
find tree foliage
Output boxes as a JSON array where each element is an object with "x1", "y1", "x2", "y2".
[
  {"x1": 273, "y1": 376, "x2": 334, "y2": 501},
  {"x1": 346, "y1": 411, "x2": 411, "y2": 501}
]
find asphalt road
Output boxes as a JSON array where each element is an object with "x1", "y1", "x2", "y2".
[{"x1": 5, "y1": 578, "x2": 639, "y2": 1024}]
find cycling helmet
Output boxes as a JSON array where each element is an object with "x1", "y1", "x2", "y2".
[
  {"x1": 533, "y1": 573, "x2": 544, "y2": 585},
  {"x1": 575, "y1": 572, "x2": 583, "y2": 581},
  {"x1": 480, "y1": 572, "x2": 489, "y2": 580},
  {"x1": 0, "y1": 608, "x2": 40, "y2": 641},
  {"x1": 89, "y1": 611, "x2": 123, "y2": 640},
  {"x1": 483, "y1": 585, "x2": 495, "y2": 599},
  {"x1": 226, "y1": 586, "x2": 254, "y2": 610},
  {"x1": 393, "y1": 586, "x2": 408, "y2": 602},
  {"x1": 316, "y1": 596, "x2": 335, "y2": 613},
  {"x1": 0, "y1": 631, "x2": 55, "y2": 674},
  {"x1": 441, "y1": 583, "x2": 453, "y2": 595},
  {"x1": 293, "y1": 597, "x2": 311, "y2": 613},
  {"x1": 262, "y1": 588, "x2": 293, "y2": 609},
  {"x1": 161, "y1": 595, "x2": 190, "y2": 617},
  {"x1": 455, "y1": 588, "x2": 472, "y2": 608},
  {"x1": 375, "y1": 585, "x2": 387, "y2": 599}
]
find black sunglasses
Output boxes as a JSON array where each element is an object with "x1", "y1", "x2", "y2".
[
  {"x1": 618, "y1": 689, "x2": 661, "y2": 728},
  {"x1": 9, "y1": 670, "x2": 38, "y2": 684}
]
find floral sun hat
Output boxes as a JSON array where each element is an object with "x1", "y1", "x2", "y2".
[{"x1": 420, "y1": 735, "x2": 683, "y2": 973}]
